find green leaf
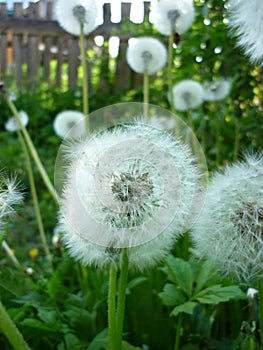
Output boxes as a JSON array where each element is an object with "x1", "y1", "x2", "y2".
[
  {"x1": 158, "y1": 283, "x2": 183, "y2": 306},
  {"x1": 20, "y1": 318, "x2": 59, "y2": 332},
  {"x1": 163, "y1": 256, "x2": 194, "y2": 297},
  {"x1": 122, "y1": 341, "x2": 142, "y2": 349},
  {"x1": 194, "y1": 260, "x2": 220, "y2": 293},
  {"x1": 194, "y1": 285, "x2": 246, "y2": 305},
  {"x1": 170, "y1": 301, "x2": 198, "y2": 317},
  {"x1": 38, "y1": 308, "x2": 57, "y2": 323},
  {"x1": 126, "y1": 276, "x2": 147, "y2": 294},
  {"x1": 87, "y1": 328, "x2": 108, "y2": 350}
]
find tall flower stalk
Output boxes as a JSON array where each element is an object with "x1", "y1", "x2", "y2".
[
  {"x1": 0, "y1": 301, "x2": 31, "y2": 350},
  {"x1": 3, "y1": 94, "x2": 57, "y2": 202}
]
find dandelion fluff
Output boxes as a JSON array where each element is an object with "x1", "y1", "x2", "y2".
[
  {"x1": 57, "y1": 118, "x2": 202, "y2": 270},
  {"x1": 172, "y1": 80, "x2": 204, "y2": 111},
  {"x1": 53, "y1": 110, "x2": 85, "y2": 139},
  {"x1": 227, "y1": 0, "x2": 263, "y2": 64},
  {"x1": 191, "y1": 153, "x2": 263, "y2": 282},
  {"x1": 203, "y1": 79, "x2": 232, "y2": 101},
  {"x1": 55, "y1": 0, "x2": 99, "y2": 36},
  {"x1": 126, "y1": 37, "x2": 167, "y2": 75},
  {"x1": 0, "y1": 174, "x2": 23, "y2": 228},
  {"x1": 5, "y1": 111, "x2": 29, "y2": 132},
  {"x1": 152, "y1": 0, "x2": 195, "y2": 36}
]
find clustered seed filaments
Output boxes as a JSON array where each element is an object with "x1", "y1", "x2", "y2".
[
  {"x1": 167, "y1": 9, "x2": 180, "y2": 33},
  {"x1": 73, "y1": 5, "x2": 86, "y2": 25},
  {"x1": 110, "y1": 164, "x2": 157, "y2": 228},
  {"x1": 233, "y1": 203, "x2": 263, "y2": 241},
  {"x1": 141, "y1": 51, "x2": 153, "y2": 71}
]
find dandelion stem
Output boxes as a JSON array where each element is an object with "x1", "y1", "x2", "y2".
[
  {"x1": 108, "y1": 263, "x2": 117, "y2": 350},
  {"x1": 174, "y1": 313, "x2": 182, "y2": 350},
  {"x1": 2, "y1": 240, "x2": 21, "y2": 269},
  {"x1": 168, "y1": 33, "x2": 176, "y2": 114},
  {"x1": 143, "y1": 71, "x2": 149, "y2": 123},
  {"x1": 79, "y1": 23, "x2": 90, "y2": 134},
  {"x1": 115, "y1": 248, "x2": 129, "y2": 350},
  {"x1": 4, "y1": 95, "x2": 57, "y2": 202},
  {"x1": 0, "y1": 300, "x2": 31, "y2": 350},
  {"x1": 17, "y1": 130, "x2": 52, "y2": 266},
  {"x1": 258, "y1": 278, "x2": 263, "y2": 347},
  {"x1": 233, "y1": 116, "x2": 240, "y2": 161}
]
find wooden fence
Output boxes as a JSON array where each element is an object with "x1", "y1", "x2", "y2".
[{"x1": 0, "y1": 1, "x2": 152, "y2": 90}]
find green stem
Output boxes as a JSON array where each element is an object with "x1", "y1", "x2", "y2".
[
  {"x1": 4, "y1": 95, "x2": 57, "y2": 202},
  {"x1": 233, "y1": 117, "x2": 240, "y2": 161},
  {"x1": 258, "y1": 278, "x2": 263, "y2": 348},
  {"x1": 0, "y1": 300, "x2": 31, "y2": 350},
  {"x1": 108, "y1": 264, "x2": 117, "y2": 350},
  {"x1": 174, "y1": 313, "x2": 182, "y2": 350},
  {"x1": 79, "y1": 23, "x2": 89, "y2": 134},
  {"x1": 215, "y1": 113, "x2": 221, "y2": 168},
  {"x1": 168, "y1": 33, "x2": 175, "y2": 114},
  {"x1": 2, "y1": 240, "x2": 21, "y2": 269},
  {"x1": 115, "y1": 248, "x2": 129, "y2": 350},
  {"x1": 17, "y1": 130, "x2": 52, "y2": 266},
  {"x1": 143, "y1": 71, "x2": 149, "y2": 123}
]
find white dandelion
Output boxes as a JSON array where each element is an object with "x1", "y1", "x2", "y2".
[
  {"x1": 151, "y1": 0, "x2": 195, "y2": 36},
  {"x1": 5, "y1": 110, "x2": 29, "y2": 132},
  {"x1": 203, "y1": 78, "x2": 232, "y2": 101},
  {"x1": 55, "y1": 0, "x2": 100, "y2": 36},
  {"x1": 0, "y1": 174, "x2": 23, "y2": 227},
  {"x1": 126, "y1": 37, "x2": 167, "y2": 75},
  {"x1": 172, "y1": 80, "x2": 204, "y2": 111},
  {"x1": 57, "y1": 121, "x2": 201, "y2": 270},
  {"x1": 53, "y1": 110, "x2": 85, "y2": 139},
  {"x1": 227, "y1": 0, "x2": 263, "y2": 64},
  {"x1": 191, "y1": 153, "x2": 263, "y2": 282}
]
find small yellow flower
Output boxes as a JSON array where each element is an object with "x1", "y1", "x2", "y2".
[{"x1": 29, "y1": 248, "x2": 39, "y2": 259}]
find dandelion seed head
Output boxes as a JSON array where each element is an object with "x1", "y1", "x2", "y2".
[
  {"x1": 191, "y1": 153, "x2": 263, "y2": 282},
  {"x1": 55, "y1": 0, "x2": 100, "y2": 36},
  {"x1": 0, "y1": 173, "x2": 23, "y2": 228},
  {"x1": 56, "y1": 107, "x2": 205, "y2": 270},
  {"x1": 152, "y1": 0, "x2": 195, "y2": 36},
  {"x1": 227, "y1": 0, "x2": 263, "y2": 64},
  {"x1": 53, "y1": 110, "x2": 85, "y2": 139},
  {"x1": 172, "y1": 80, "x2": 204, "y2": 111},
  {"x1": 5, "y1": 111, "x2": 29, "y2": 132},
  {"x1": 203, "y1": 79, "x2": 232, "y2": 101},
  {"x1": 126, "y1": 37, "x2": 167, "y2": 75}
]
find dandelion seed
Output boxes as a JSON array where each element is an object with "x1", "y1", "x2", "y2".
[
  {"x1": 172, "y1": 80, "x2": 204, "y2": 111},
  {"x1": 57, "y1": 121, "x2": 201, "y2": 270},
  {"x1": 55, "y1": 0, "x2": 100, "y2": 36},
  {"x1": 5, "y1": 110, "x2": 29, "y2": 132},
  {"x1": 148, "y1": 115, "x2": 176, "y2": 131},
  {"x1": 0, "y1": 174, "x2": 23, "y2": 228},
  {"x1": 53, "y1": 110, "x2": 85, "y2": 139},
  {"x1": 191, "y1": 153, "x2": 263, "y2": 282},
  {"x1": 247, "y1": 287, "x2": 258, "y2": 300},
  {"x1": 126, "y1": 37, "x2": 167, "y2": 75},
  {"x1": 152, "y1": 0, "x2": 195, "y2": 36},
  {"x1": 203, "y1": 79, "x2": 232, "y2": 101},
  {"x1": 227, "y1": 0, "x2": 263, "y2": 64}
]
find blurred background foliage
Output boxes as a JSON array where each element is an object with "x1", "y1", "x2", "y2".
[{"x1": 0, "y1": 0, "x2": 262, "y2": 349}]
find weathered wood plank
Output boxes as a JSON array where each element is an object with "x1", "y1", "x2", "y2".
[
  {"x1": 68, "y1": 39, "x2": 79, "y2": 89},
  {"x1": 0, "y1": 34, "x2": 7, "y2": 77},
  {"x1": 27, "y1": 36, "x2": 39, "y2": 87},
  {"x1": 12, "y1": 35, "x2": 23, "y2": 87}
]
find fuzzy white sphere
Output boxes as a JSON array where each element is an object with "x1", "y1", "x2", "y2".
[
  {"x1": 152, "y1": 0, "x2": 195, "y2": 35},
  {"x1": 191, "y1": 153, "x2": 263, "y2": 282},
  {"x1": 203, "y1": 79, "x2": 232, "y2": 101},
  {"x1": 53, "y1": 110, "x2": 85, "y2": 139},
  {"x1": 227, "y1": 0, "x2": 263, "y2": 64},
  {"x1": 0, "y1": 174, "x2": 23, "y2": 228},
  {"x1": 55, "y1": 0, "x2": 100, "y2": 36},
  {"x1": 58, "y1": 122, "x2": 201, "y2": 270},
  {"x1": 172, "y1": 80, "x2": 204, "y2": 111},
  {"x1": 126, "y1": 37, "x2": 167, "y2": 75},
  {"x1": 5, "y1": 111, "x2": 29, "y2": 132}
]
